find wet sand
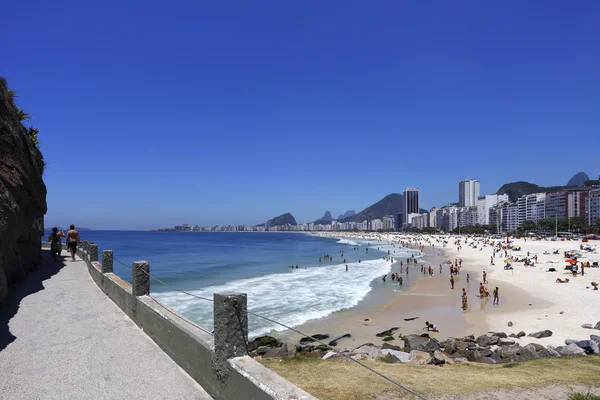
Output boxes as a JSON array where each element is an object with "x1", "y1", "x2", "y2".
[{"x1": 274, "y1": 244, "x2": 549, "y2": 348}]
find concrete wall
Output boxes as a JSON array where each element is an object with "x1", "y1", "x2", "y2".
[{"x1": 45, "y1": 242, "x2": 316, "y2": 400}]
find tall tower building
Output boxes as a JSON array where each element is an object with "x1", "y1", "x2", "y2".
[
  {"x1": 459, "y1": 179, "x2": 480, "y2": 207},
  {"x1": 403, "y1": 187, "x2": 420, "y2": 223}
]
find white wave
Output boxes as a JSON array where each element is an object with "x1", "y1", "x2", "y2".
[
  {"x1": 153, "y1": 258, "x2": 393, "y2": 337},
  {"x1": 336, "y1": 238, "x2": 360, "y2": 246}
]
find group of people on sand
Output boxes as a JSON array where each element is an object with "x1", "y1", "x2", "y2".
[{"x1": 46, "y1": 224, "x2": 80, "y2": 262}]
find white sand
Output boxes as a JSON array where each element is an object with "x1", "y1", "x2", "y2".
[{"x1": 313, "y1": 232, "x2": 600, "y2": 347}]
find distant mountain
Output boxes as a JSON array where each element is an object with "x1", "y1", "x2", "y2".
[
  {"x1": 567, "y1": 172, "x2": 589, "y2": 187},
  {"x1": 339, "y1": 193, "x2": 403, "y2": 223},
  {"x1": 496, "y1": 181, "x2": 576, "y2": 202},
  {"x1": 263, "y1": 213, "x2": 297, "y2": 227},
  {"x1": 337, "y1": 210, "x2": 356, "y2": 220},
  {"x1": 313, "y1": 211, "x2": 333, "y2": 225}
]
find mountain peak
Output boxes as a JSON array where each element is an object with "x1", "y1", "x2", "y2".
[
  {"x1": 313, "y1": 210, "x2": 333, "y2": 224},
  {"x1": 337, "y1": 210, "x2": 356, "y2": 220},
  {"x1": 567, "y1": 172, "x2": 589, "y2": 187}
]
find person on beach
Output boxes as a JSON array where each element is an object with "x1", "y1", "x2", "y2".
[
  {"x1": 382, "y1": 274, "x2": 386, "y2": 282},
  {"x1": 591, "y1": 282, "x2": 598, "y2": 290},
  {"x1": 66, "y1": 224, "x2": 79, "y2": 262},
  {"x1": 47, "y1": 227, "x2": 65, "y2": 262},
  {"x1": 493, "y1": 287, "x2": 499, "y2": 305},
  {"x1": 556, "y1": 278, "x2": 570, "y2": 283},
  {"x1": 424, "y1": 321, "x2": 439, "y2": 332},
  {"x1": 490, "y1": 256, "x2": 494, "y2": 265},
  {"x1": 461, "y1": 292, "x2": 468, "y2": 310},
  {"x1": 466, "y1": 273, "x2": 470, "y2": 283},
  {"x1": 346, "y1": 264, "x2": 348, "y2": 272},
  {"x1": 398, "y1": 276, "x2": 403, "y2": 286},
  {"x1": 450, "y1": 275, "x2": 455, "y2": 289},
  {"x1": 439, "y1": 265, "x2": 442, "y2": 274},
  {"x1": 483, "y1": 271, "x2": 488, "y2": 284}
]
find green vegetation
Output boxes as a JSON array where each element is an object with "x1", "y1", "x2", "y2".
[
  {"x1": 519, "y1": 216, "x2": 600, "y2": 234},
  {"x1": 382, "y1": 336, "x2": 394, "y2": 341},
  {"x1": 570, "y1": 393, "x2": 600, "y2": 400},
  {"x1": 2, "y1": 81, "x2": 44, "y2": 173}
]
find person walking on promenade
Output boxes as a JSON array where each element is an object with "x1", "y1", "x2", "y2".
[
  {"x1": 48, "y1": 227, "x2": 65, "y2": 262},
  {"x1": 66, "y1": 224, "x2": 80, "y2": 262}
]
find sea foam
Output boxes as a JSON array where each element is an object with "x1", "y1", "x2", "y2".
[{"x1": 153, "y1": 258, "x2": 393, "y2": 337}]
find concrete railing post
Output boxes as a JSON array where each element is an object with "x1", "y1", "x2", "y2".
[
  {"x1": 132, "y1": 261, "x2": 150, "y2": 296},
  {"x1": 101, "y1": 250, "x2": 113, "y2": 273},
  {"x1": 89, "y1": 243, "x2": 99, "y2": 262},
  {"x1": 83, "y1": 240, "x2": 90, "y2": 255},
  {"x1": 213, "y1": 292, "x2": 248, "y2": 380}
]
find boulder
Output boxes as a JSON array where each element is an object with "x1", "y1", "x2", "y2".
[
  {"x1": 546, "y1": 346, "x2": 561, "y2": 358},
  {"x1": 528, "y1": 330, "x2": 553, "y2": 339},
  {"x1": 248, "y1": 336, "x2": 279, "y2": 351},
  {"x1": 565, "y1": 339, "x2": 578, "y2": 345},
  {"x1": 508, "y1": 321, "x2": 513, "y2": 327},
  {"x1": 496, "y1": 344, "x2": 522, "y2": 359},
  {"x1": 455, "y1": 349, "x2": 482, "y2": 362},
  {"x1": 556, "y1": 343, "x2": 586, "y2": 357},
  {"x1": 590, "y1": 335, "x2": 600, "y2": 344},
  {"x1": 582, "y1": 323, "x2": 594, "y2": 329},
  {"x1": 490, "y1": 352, "x2": 502, "y2": 362},
  {"x1": 476, "y1": 335, "x2": 492, "y2": 347},
  {"x1": 381, "y1": 343, "x2": 402, "y2": 351},
  {"x1": 263, "y1": 347, "x2": 288, "y2": 359},
  {"x1": 453, "y1": 357, "x2": 468, "y2": 363},
  {"x1": 477, "y1": 348, "x2": 493, "y2": 358},
  {"x1": 403, "y1": 334, "x2": 440, "y2": 353},
  {"x1": 488, "y1": 336, "x2": 500, "y2": 345},
  {"x1": 408, "y1": 350, "x2": 433, "y2": 365},
  {"x1": 595, "y1": 321, "x2": 600, "y2": 330},
  {"x1": 528, "y1": 343, "x2": 553, "y2": 358},
  {"x1": 521, "y1": 344, "x2": 540, "y2": 360},
  {"x1": 355, "y1": 345, "x2": 380, "y2": 360},
  {"x1": 476, "y1": 357, "x2": 497, "y2": 364},
  {"x1": 285, "y1": 342, "x2": 297, "y2": 358},
  {"x1": 299, "y1": 334, "x2": 329, "y2": 344},
  {"x1": 380, "y1": 349, "x2": 410, "y2": 363},
  {"x1": 376, "y1": 327, "x2": 400, "y2": 337},
  {"x1": 433, "y1": 350, "x2": 454, "y2": 365},
  {"x1": 574, "y1": 340, "x2": 600, "y2": 355},
  {"x1": 498, "y1": 338, "x2": 516, "y2": 346},
  {"x1": 491, "y1": 332, "x2": 508, "y2": 339},
  {"x1": 255, "y1": 346, "x2": 270, "y2": 355},
  {"x1": 509, "y1": 333, "x2": 518, "y2": 338},
  {"x1": 516, "y1": 331, "x2": 526, "y2": 338}
]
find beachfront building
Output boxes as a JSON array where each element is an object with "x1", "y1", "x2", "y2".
[
  {"x1": 586, "y1": 188, "x2": 600, "y2": 226},
  {"x1": 502, "y1": 202, "x2": 519, "y2": 232},
  {"x1": 395, "y1": 213, "x2": 403, "y2": 231},
  {"x1": 429, "y1": 208, "x2": 438, "y2": 228},
  {"x1": 459, "y1": 179, "x2": 480, "y2": 207},
  {"x1": 383, "y1": 215, "x2": 395, "y2": 230},
  {"x1": 436, "y1": 208, "x2": 446, "y2": 230},
  {"x1": 489, "y1": 202, "x2": 505, "y2": 233},
  {"x1": 476, "y1": 194, "x2": 509, "y2": 225},
  {"x1": 403, "y1": 187, "x2": 420, "y2": 222},
  {"x1": 371, "y1": 219, "x2": 384, "y2": 231},
  {"x1": 517, "y1": 193, "x2": 546, "y2": 225}
]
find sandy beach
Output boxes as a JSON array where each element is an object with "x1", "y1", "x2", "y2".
[{"x1": 275, "y1": 232, "x2": 600, "y2": 349}]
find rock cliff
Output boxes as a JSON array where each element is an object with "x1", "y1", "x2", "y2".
[{"x1": 0, "y1": 77, "x2": 47, "y2": 305}]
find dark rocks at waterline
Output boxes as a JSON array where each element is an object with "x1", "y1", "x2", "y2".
[
  {"x1": 573, "y1": 340, "x2": 600, "y2": 355},
  {"x1": 403, "y1": 334, "x2": 440, "y2": 353},
  {"x1": 595, "y1": 321, "x2": 600, "y2": 330},
  {"x1": 299, "y1": 334, "x2": 330, "y2": 344},
  {"x1": 528, "y1": 330, "x2": 553, "y2": 339},
  {"x1": 381, "y1": 343, "x2": 402, "y2": 351},
  {"x1": 556, "y1": 344, "x2": 586, "y2": 357},
  {"x1": 328, "y1": 333, "x2": 351, "y2": 346},
  {"x1": 590, "y1": 335, "x2": 600, "y2": 344},
  {"x1": 517, "y1": 331, "x2": 526, "y2": 337},
  {"x1": 375, "y1": 327, "x2": 400, "y2": 337}
]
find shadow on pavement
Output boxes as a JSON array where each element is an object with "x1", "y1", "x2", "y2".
[{"x1": 0, "y1": 249, "x2": 67, "y2": 352}]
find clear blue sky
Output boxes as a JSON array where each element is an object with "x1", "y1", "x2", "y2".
[{"x1": 4, "y1": 1, "x2": 599, "y2": 230}]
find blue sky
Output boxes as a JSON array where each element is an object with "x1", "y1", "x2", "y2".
[{"x1": 3, "y1": 1, "x2": 599, "y2": 229}]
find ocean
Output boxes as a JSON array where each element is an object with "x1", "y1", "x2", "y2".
[{"x1": 46, "y1": 230, "x2": 419, "y2": 337}]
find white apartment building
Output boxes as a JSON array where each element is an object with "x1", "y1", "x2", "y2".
[
  {"x1": 382, "y1": 215, "x2": 395, "y2": 230},
  {"x1": 371, "y1": 219, "x2": 384, "y2": 231},
  {"x1": 476, "y1": 194, "x2": 509, "y2": 225},
  {"x1": 586, "y1": 188, "x2": 600, "y2": 226},
  {"x1": 429, "y1": 208, "x2": 438, "y2": 228},
  {"x1": 459, "y1": 179, "x2": 481, "y2": 207},
  {"x1": 517, "y1": 193, "x2": 546, "y2": 224},
  {"x1": 502, "y1": 202, "x2": 519, "y2": 232}
]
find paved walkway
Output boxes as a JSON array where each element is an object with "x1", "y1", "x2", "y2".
[{"x1": 0, "y1": 249, "x2": 213, "y2": 400}]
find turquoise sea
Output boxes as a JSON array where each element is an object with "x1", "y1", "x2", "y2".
[{"x1": 45, "y1": 230, "x2": 419, "y2": 336}]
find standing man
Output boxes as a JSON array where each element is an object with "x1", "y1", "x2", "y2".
[
  {"x1": 483, "y1": 271, "x2": 488, "y2": 284},
  {"x1": 450, "y1": 275, "x2": 455, "y2": 290},
  {"x1": 493, "y1": 287, "x2": 499, "y2": 305},
  {"x1": 66, "y1": 224, "x2": 80, "y2": 262}
]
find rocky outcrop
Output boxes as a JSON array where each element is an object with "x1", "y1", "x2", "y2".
[{"x1": 0, "y1": 77, "x2": 47, "y2": 305}]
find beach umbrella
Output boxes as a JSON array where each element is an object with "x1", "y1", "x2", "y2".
[{"x1": 565, "y1": 259, "x2": 577, "y2": 264}]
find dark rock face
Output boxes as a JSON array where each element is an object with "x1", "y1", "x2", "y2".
[
  {"x1": 265, "y1": 213, "x2": 297, "y2": 227},
  {"x1": 313, "y1": 211, "x2": 333, "y2": 225},
  {"x1": 0, "y1": 77, "x2": 47, "y2": 305},
  {"x1": 337, "y1": 210, "x2": 355, "y2": 220}
]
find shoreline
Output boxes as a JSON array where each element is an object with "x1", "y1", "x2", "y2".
[{"x1": 273, "y1": 232, "x2": 595, "y2": 350}]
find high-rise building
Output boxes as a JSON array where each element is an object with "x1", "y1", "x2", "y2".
[
  {"x1": 459, "y1": 179, "x2": 481, "y2": 207},
  {"x1": 476, "y1": 194, "x2": 509, "y2": 225},
  {"x1": 403, "y1": 187, "x2": 420, "y2": 222},
  {"x1": 586, "y1": 188, "x2": 600, "y2": 226}
]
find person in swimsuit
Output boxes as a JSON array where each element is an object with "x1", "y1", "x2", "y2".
[
  {"x1": 493, "y1": 287, "x2": 499, "y2": 305},
  {"x1": 66, "y1": 224, "x2": 80, "y2": 262},
  {"x1": 48, "y1": 227, "x2": 65, "y2": 262}
]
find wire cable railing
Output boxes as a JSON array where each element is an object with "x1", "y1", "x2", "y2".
[{"x1": 111, "y1": 256, "x2": 427, "y2": 400}]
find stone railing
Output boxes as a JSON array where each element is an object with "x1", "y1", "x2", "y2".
[{"x1": 42, "y1": 240, "x2": 316, "y2": 400}]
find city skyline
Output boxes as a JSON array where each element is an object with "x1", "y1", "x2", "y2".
[{"x1": 6, "y1": 2, "x2": 598, "y2": 230}]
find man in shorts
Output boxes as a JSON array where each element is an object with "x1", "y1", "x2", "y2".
[{"x1": 66, "y1": 224, "x2": 80, "y2": 262}]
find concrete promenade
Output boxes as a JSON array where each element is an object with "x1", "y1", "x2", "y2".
[{"x1": 0, "y1": 249, "x2": 213, "y2": 400}]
